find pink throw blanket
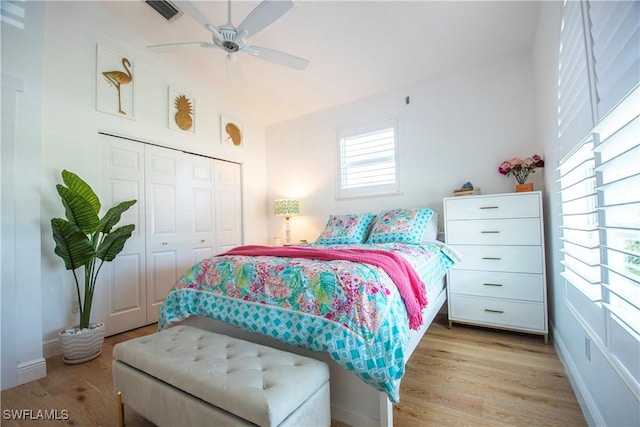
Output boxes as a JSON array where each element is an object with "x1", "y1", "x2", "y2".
[{"x1": 222, "y1": 245, "x2": 428, "y2": 329}]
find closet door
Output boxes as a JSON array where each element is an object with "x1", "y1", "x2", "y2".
[
  {"x1": 214, "y1": 160, "x2": 243, "y2": 252},
  {"x1": 144, "y1": 145, "x2": 185, "y2": 323},
  {"x1": 184, "y1": 154, "x2": 217, "y2": 266},
  {"x1": 98, "y1": 136, "x2": 244, "y2": 333},
  {"x1": 98, "y1": 136, "x2": 147, "y2": 337}
]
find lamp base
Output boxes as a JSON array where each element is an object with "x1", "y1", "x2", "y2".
[{"x1": 285, "y1": 217, "x2": 291, "y2": 245}]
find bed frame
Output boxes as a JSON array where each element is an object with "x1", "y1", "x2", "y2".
[{"x1": 184, "y1": 280, "x2": 447, "y2": 427}]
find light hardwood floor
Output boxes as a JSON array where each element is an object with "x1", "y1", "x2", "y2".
[{"x1": 1, "y1": 315, "x2": 586, "y2": 426}]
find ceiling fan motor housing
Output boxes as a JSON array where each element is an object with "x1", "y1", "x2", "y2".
[{"x1": 215, "y1": 26, "x2": 246, "y2": 52}]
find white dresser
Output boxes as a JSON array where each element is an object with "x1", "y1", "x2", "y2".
[{"x1": 444, "y1": 192, "x2": 548, "y2": 343}]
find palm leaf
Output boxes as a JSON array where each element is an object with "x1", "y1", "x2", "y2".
[
  {"x1": 218, "y1": 262, "x2": 234, "y2": 285},
  {"x1": 318, "y1": 272, "x2": 337, "y2": 302},
  {"x1": 234, "y1": 263, "x2": 255, "y2": 288},
  {"x1": 286, "y1": 268, "x2": 304, "y2": 298},
  {"x1": 98, "y1": 200, "x2": 137, "y2": 234},
  {"x1": 62, "y1": 170, "x2": 100, "y2": 214},
  {"x1": 95, "y1": 224, "x2": 135, "y2": 262},
  {"x1": 57, "y1": 185, "x2": 100, "y2": 234},
  {"x1": 51, "y1": 218, "x2": 95, "y2": 270}
]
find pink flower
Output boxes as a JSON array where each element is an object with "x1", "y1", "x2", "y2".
[
  {"x1": 498, "y1": 154, "x2": 545, "y2": 184},
  {"x1": 498, "y1": 161, "x2": 511, "y2": 175}
]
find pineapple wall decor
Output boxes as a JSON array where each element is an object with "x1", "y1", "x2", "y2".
[
  {"x1": 96, "y1": 45, "x2": 135, "y2": 119},
  {"x1": 169, "y1": 88, "x2": 195, "y2": 134},
  {"x1": 220, "y1": 115, "x2": 243, "y2": 147}
]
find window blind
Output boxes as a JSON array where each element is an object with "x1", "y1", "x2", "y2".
[
  {"x1": 558, "y1": 0, "x2": 640, "y2": 390},
  {"x1": 557, "y1": 0, "x2": 595, "y2": 159},
  {"x1": 593, "y1": 92, "x2": 640, "y2": 336},
  {"x1": 336, "y1": 120, "x2": 399, "y2": 198},
  {"x1": 589, "y1": 1, "x2": 640, "y2": 120},
  {"x1": 340, "y1": 128, "x2": 396, "y2": 189}
]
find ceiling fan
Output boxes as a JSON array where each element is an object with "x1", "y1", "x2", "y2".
[{"x1": 147, "y1": 0, "x2": 309, "y2": 79}]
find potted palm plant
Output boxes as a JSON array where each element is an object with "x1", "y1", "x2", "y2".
[{"x1": 51, "y1": 170, "x2": 136, "y2": 364}]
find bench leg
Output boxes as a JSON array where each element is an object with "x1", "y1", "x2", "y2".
[{"x1": 117, "y1": 391, "x2": 125, "y2": 427}]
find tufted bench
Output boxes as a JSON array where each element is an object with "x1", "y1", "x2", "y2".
[{"x1": 112, "y1": 325, "x2": 330, "y2": 427}]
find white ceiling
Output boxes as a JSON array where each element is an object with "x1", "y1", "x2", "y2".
[{"x1": 105, "y1": 0, "x2": 540, "y2": 125}]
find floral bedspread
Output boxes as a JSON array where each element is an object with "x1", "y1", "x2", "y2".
[{"x1": 158, "y1": 242, "x2": 458, "y2": 402}]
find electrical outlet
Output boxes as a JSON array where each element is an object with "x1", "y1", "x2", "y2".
[
  {"x1": 584, "y1": 336, "x2": 591, "y2": 361},
  {"x1": 71, "y1": 298, "x2": 79, "y2": 314}
]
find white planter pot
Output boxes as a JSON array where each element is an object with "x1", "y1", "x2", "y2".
[{"x1": 58, "y1": 322, "x2": 105, "y2": 364}]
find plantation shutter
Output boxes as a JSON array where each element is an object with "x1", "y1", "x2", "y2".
[
  {"x1": 337, "y1": 119, "x2": 399, "y2": 198},
  {"x1": 588, "y1": 1, "x2": 640, "y2": 120},
  {"x1": 557, "y1": 0, "x2": 640, "y2": 387},
  {"x1": 557, "y1": 0, "x2": 595, "y2": 159}
]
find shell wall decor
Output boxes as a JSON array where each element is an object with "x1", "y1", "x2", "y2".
[{"x1": 220, "y1": 115, "x2": 243, "y2": 147}]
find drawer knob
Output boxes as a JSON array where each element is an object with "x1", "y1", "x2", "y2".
[
  {"x1": 482, "y1": 257, "x2": 502, "y2": 260},
  {"x1": 483, "y1": 283, "x2": 503, "y2": 287},
  {"x1": 480, "y1": 206, "x2": 499, "y2": 210},
  {"x1": 484, "y1": 309, "x2": 504, "y2": 314}
]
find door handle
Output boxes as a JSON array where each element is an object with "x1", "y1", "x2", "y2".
[
  {"x1": 483, "y1": 283, "x2": 503, "y2": 287},
  {"x1": 482, "y1": 257, "x2": 501, "y2": 260},
  {"x1": 484, "y1": 309, "x2": 504, "y2": 314}
]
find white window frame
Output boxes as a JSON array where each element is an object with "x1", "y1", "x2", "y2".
[{"x1": 335, "y1": 119, "x2": 400, "y2": 199}]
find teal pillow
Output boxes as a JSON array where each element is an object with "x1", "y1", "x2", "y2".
[
  {"x1": 367, "y1": 208, "x2": 435, "y2": 244},
  {"x1": 315, "y1": 213, "x2": 377, "y2": 244}
]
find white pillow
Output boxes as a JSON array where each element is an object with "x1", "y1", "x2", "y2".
[{"x1": 421, "y1": 211, "x2": 438, "y2": 242}]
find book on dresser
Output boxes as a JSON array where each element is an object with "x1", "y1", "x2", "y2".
[{"x1": 443, "y1": 191, "x2": 549, "y2": 343}]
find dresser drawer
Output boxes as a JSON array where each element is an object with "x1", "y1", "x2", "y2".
[
  {"x1": 444, "y1": 193, "x2": 540, "y2": 220},
  {"x1": 449, "y1": 295, "x2": 546, "y2": 331},
  {"x1": 448, "y1": 270, "x2": 544, "y2": 301},
  {"x1": 446, "y1": 218, "x2": 541, "y2": 245},
  {"x1": 450, "y1": 245, "x2": 543, "y2": 273}
]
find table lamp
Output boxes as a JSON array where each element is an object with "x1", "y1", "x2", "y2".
[{"x1": 274, "y1": 199, "x2": 299, "y2": 245}]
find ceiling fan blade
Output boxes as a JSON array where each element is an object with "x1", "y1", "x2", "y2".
[
  {"x1": 238, "y1": 0, "x2": 293, "y2": 37},
  {"x1": 174, "y1": 1, "x2": 223, "y2": 41},
  {"x1": 226, "y1": 53, "x2": 244, "y2": 86},
  {"x1": 243, "y1": 45, "x2": 309, "y2": 70},
  {"x1": 147, "y1": 42, "x2": 217, "y2": 53}
]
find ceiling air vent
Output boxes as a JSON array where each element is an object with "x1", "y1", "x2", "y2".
[{"x1": 145, "y1": 0, "x2": 183, "y2": 22}]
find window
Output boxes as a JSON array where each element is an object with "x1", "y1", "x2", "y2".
[
  {"x1": 336, "y1": 119, "x2": 399, "y2": 199},
  {"x1": 558, "y1": 0, "x2": 639, "y2": 386}
]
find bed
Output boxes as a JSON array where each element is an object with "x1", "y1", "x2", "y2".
[{"x1": 158, "y1": 209, "x2": 460, "y2": 426}]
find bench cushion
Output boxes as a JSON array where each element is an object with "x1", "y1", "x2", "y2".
[{"x1": 113, "y1": 325, "x2": 330, "y2": 427}]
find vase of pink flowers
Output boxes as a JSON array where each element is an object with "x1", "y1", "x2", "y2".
[{"x1": 498, "y1": 154, "x2": 544, "y2": 192}]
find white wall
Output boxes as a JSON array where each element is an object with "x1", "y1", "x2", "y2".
[
  {"x1": 39, "y1": 1, "x2": 270, "y2": 345},
  {"x1": 266, "y1": 54, "x2": 543, "y2": 244},
  {"x1": 1, "y1": 1, "x2": 46, "y2": 390},
  {"x1": 533, "y1": 2, "x2": 639, "y2": 426},
  {"x1": 2, "y1": 1, "x2": 270, "y2": 388}
]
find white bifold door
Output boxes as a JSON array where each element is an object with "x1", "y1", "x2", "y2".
[{"x1": 95, "y1": 135, "x2": 242, "y2": 336}]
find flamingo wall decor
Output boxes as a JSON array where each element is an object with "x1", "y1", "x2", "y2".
[
  {"x1": 96, "y1": 45, "x2": 135, "y2": 119},
  {"x1": 102, "y1": 57, "x2": 132, "y2": 115}
]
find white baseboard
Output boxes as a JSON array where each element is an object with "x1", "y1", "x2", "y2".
[
  {"x1": 551, "y1": 323, "x2": 604, "y2": 427},
  {"x1": 16, "y1": 358, "x2": 46, "y2": 385},
  {"x1": 42, "y1": 338, "x2": 61, "y2": 359},
  {"x1": 331, "y1": 404, "x2": 379, "y2": 427}
]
